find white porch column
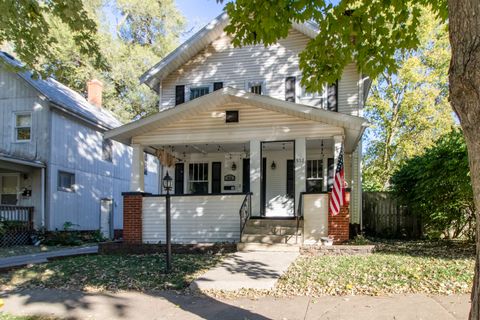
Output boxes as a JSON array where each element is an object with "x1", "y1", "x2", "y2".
[
  {"x1": 249, "y1": 139, "x2": 261, "y2": 216},
  {"x1": 295, "y1": 137, "x2": 306, "y2": 215},
  {"x1": 130, "y1": 144, "x2": 145, "y2": 192},
  {"x1": 322, "y1": 156, "x2": 328, "y2": 192},
  {"x1": 333, "y1": 135, "x2": 344, "y2": 174}
]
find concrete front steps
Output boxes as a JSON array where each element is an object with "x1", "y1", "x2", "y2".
[{"x1": 237, "y1": 218, "x2": 303, "y2": 252}]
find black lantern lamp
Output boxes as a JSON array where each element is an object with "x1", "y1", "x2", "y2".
[
  {"x1": 163, "y1": 171, "x2": 173, "y2": 194},
  {"x1": 231, "y1": 162, "x2": 237, "y2": 171},
  {"x1": 271, "y1": 161, "x2": 277, "y2": 170},
  {"x1": 163, "y1": 171, "x2": 173, "y2": 273}
]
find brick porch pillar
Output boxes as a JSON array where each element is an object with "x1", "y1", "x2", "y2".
[
  {"x1": 122, "y1": 192, "x2": 144, "y2": 243},
  {"x1": 328, "y1": 192, "x2": 350, "y2": 244}
]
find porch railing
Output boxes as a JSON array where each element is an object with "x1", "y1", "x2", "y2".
[
  {"x1": 295, "y1": 193, "x2": 304, "y2": 244},
  {"x1": 239, "y1": 193, "x2": 252, "y2": 236},
  {"x1": 0, "y1": 205, "x2": 34, "y2": 232}
]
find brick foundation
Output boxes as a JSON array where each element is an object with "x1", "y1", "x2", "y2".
[
  {"x1": 328, "y1": 192, "x2": 350, "y2": 244},
  {"x1": 122, "y1": 192, "x2": 144, "y2": 243}
]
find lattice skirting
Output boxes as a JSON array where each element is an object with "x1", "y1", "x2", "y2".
[{"x1": 0, "y1": 231, "x2": 33, "y2": 247}]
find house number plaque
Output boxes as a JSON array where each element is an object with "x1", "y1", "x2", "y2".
[{"x1": 224, "y1": 174, "x2": 236, "y2": 181}]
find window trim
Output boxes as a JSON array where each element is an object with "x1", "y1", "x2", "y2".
[
  {"x1": 57, "y1": 170, "x2": 75, "y2": 193},
  {"x1": 13, "y1": 112, "x2": 32, "y2": 143},
  {"x1": 245, "y1": 80, "x2": 267, "y2": 95},
  {"x1": 0, "y1": 173, "x2": 20, "y2": 205}
]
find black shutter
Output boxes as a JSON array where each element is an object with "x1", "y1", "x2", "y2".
[
  {"x1": 285, "y1": 76, "x2": 296, "y2": 102},
  {"x1": 242, "y1": 158, "x2": 250, "y2": 193},
  {"x1": 213, "y1": 82, "x2": 223, "y2": 91},
  {"x1": 175, "y1": 85, "x2": 185, "y2": 105},
  {"x1": 327, "y1": 80, "x2": 338, "y2": 111},
  {"x1": 174, "y1": 163, "x2": 184, "y2": 195},
  {"x1": 211, "y1": 162, "x2": 222, "y2": 193},
  {"x1": 286, "y1": 159, "x2": 294, "y2": 198}
]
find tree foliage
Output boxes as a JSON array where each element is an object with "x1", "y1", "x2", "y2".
[
  {"x1": 0, "y1": 0, "x2": 105, "y2": 76},
  {"x1": 391, "y1": 129, "x2": 474, "y2": 239},
  {"x1": 362, "y1": 10, "x2": 454, "y2": 191},
  {"x1": 3, "y1": 0, "x2": 185, "y2": 122},
  {"x1": 224, "y1": 0, "x2": 447, "y2": 91}
]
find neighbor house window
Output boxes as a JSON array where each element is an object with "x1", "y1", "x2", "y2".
[
  {"x1": 14, "y1": 113, "x2": 31, "y2": 142},
  {"x1": 306, "y1": 160, "x2": 323, "y2": 192},
  {"x1": 102, "y1": 139, "x2": 113, "y2": 162},
  {"x1": 0, "y1": 174, "x2": 19, "y2": 205},
  {"x1": 189, "y1": 86, "x2": 210, "y2": 100},
  {"x1": 246, "y1": 80, "x2": 266, "y2": 95},
  {"x1": 189, "y1": 163, "x2": 208, "y2": 194},
  {"x1": 58, "y1": 171, "x2": 75, "y2": 192}
]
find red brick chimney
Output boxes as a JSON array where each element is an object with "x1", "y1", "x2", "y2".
[{"x1": 87, "y1": 79, "x2": 103, "y2": 108}]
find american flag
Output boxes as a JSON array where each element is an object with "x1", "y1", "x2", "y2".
[{"x1": 330, "y1": 147, "x2": 345, "y2": 216}]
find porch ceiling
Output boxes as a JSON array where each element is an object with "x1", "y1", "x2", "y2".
[{"x1": 105, "y1": 87, "x2": 368, "y2": 153}]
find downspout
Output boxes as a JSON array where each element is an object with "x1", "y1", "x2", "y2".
[{"x1": 41, "y1": 167, "x2": 46, "y2": 228}]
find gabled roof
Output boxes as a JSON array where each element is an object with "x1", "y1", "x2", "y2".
[
  {"x1": 105, "y1": 87, "x2": 368, "y2": 153},
  {"x1": 0, "y1": 52, "x2": 122, "y2": 130},
  {"x1": 140, "y1": 13, "x2": 320, "y2": 92}
]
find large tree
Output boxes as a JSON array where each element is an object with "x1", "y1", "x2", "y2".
[
  {"x1": 223, "y1": 0, "x2": 480, "y2": 317},
  {"x1": 363, "y1": 10, "x2": 454, "y2": 191},
  {"x1": 2, "y1": 0, "x2": 184, "y2": 122},
  {"x1": 0, "y1": 0, "x2": 105, "y2": 75},
  {"x1": 39, "y1": 0, "x2": 185, "y2": 121}
]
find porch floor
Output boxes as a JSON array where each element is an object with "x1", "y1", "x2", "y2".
[{"x1": 190, "y1": 251, "x2": 299, "y2": 291}]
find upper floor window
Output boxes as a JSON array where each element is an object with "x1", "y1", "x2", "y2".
[
  {"x1": 14, "y1": 113, "x2": 31, "y2": 142},
  {"x1": 246, "y1": 80, "x2": 266, "y2": 95},
  {"x1": 102, "y1": 139, "x2": 113, "y2": 162},
  {"x1": 189, "y1": 86, "x2": 210, "y2": 100}
]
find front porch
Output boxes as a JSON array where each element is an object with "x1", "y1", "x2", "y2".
[{"x1": 106, "y1": 87, "x2": 367, "y2": 246}]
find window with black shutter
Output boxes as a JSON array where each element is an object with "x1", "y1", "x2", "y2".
[
  {"x1": 213, "y1": 82, "x2": 223, "y2": 91},
  {"x1": 285, "y1": 76, "x2": 296, "y2": 102},
  {"x1": 175, "y1": 85, "x2": 185, "y2": 105},
  {"x1": 327, "y1": 81, "x2": 338, "y2": 112}
]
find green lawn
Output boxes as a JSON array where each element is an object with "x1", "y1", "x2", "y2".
[
  {"x1": 0, "y1": 253, "x2": 224, "y2": 292},
  {"x1": 276, "y1": 240, "x2": 474, "y2": 296}
]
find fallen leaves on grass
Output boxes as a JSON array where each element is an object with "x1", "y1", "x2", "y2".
[{"x1": 0, "y1": 253, "x2": 224, "y2": 292}]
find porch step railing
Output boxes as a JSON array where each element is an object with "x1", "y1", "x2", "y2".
[
  {"x1": 0, "y1": 205, "x2": 34, "y2": 246},
  {"x1": 239, "y1": 193, "x2": 252, "y2": 236},
  {"x1": 295, "y1": 193, "x2": 304, "y2": 244}
]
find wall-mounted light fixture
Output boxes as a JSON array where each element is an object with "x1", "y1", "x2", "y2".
[
  {"x1": 231, "y1": 162, "x2": 237, "y2": 171},
  {"x1": 271, "y1": 161, "x2": 277, "y2": 170}
]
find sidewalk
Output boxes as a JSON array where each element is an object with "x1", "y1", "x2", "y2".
[
  {"x1": 190, "y1": 251, "x2": 299, "y2": 291},
  {"x1": 0, "y1": 288, "x2": 469, "y2": 320},
  {"x1": 0, "y1": 245, "x2": 98, "y2": 269}
]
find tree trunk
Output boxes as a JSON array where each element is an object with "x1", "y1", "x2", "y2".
[{"x1": 448, "y1": 1, "x2": 480, "y2": 319}]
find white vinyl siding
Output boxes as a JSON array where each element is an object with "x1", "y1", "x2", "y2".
[
  {"x1": 142, "y1": 195, "x2": 245, "y2": 243},
  {"x1": 133, "y1": 102, "x2": 344, "y2": 146},
  {"x1": 159, "y1": 30, "x2": 360, "y2": 115}
]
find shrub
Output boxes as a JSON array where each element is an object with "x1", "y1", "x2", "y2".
[{"x1": 390, "y1": 129, "x2": 475, "y2": 239}]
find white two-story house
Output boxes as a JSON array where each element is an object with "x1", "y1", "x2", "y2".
[
  {"x1": 106, "y1": 13, "x2": 370, "y2": 248},
  {"x1": 0, "y1": 52, "x2": 158, "y2": 241}
]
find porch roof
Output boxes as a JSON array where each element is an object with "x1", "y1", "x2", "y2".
[{"x1": 105, "y1": 87, "x2": 369, "y2": 153}]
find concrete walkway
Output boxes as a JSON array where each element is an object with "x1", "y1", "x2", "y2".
[
  {"x1": 190, "y1": 251, "x2": 299, "y2": 291},
  {"x1": 0, "y1": 245, "x2": 98, "y2": 269},
  {"x1": 0, "y1": 288, "x2": 469, "y2": 319}
]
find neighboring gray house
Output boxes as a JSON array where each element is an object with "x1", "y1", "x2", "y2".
[{"x1": 0, "y1": 52, "x2": 158, "y2": 237}]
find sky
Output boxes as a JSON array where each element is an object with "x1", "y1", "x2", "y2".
[{"x1": 176, "y1": 0, "x2": 226, "y2": 42}]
